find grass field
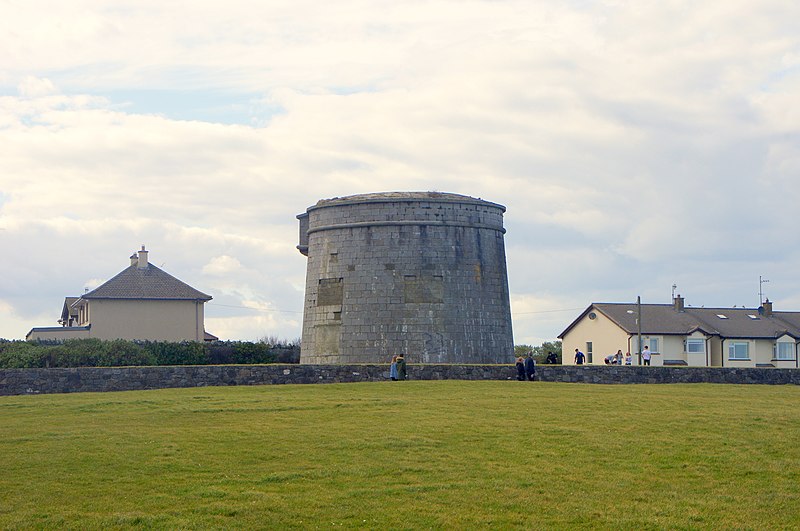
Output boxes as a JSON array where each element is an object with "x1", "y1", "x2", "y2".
[{"x1": 1, "y1": 381, "x2": 799, "y2": 529}]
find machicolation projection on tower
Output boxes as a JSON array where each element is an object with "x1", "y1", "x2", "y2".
[{"x1": 296, "y1": 191, "x2": 514, "y2": 364}]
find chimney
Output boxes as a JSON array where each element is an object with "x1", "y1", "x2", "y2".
[
  {"x1": 137, "y1": 245, "x2": 149, "y2": 269},
  {"x1": 673, "y1": 294, "x2": 685, "y2": 312},
  {"x1": 761, "y1": 299, "x2": 773, "y2": 317},
  {"x1": 130, "y1": 253, "x2": 138, "y2": 266}
]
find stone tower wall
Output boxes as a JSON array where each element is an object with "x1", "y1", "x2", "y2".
[{"x1": 297, "y1": 193, "x2": 513, "y2": 364}]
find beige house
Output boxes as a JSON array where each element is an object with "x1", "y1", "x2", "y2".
[
  {"x1": 27, "y1": 247, "x2": 215, "y2": 343},
  {"x1": 559, "y1": 296, "x2": 799, "y2": 368}
]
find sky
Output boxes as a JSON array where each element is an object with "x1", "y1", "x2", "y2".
[{"x1": 1, "y1": 0, "x2": 799, "y2": 345}]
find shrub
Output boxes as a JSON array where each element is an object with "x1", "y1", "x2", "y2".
[
  {"x1": 0, "y1": 338, "x2": 298, "y2": 368},
  {"x1": 0, "y1": 341, "x2": 45, "y2": 368},
  {"x1": 139, "y1": 341, "x2": 209, "y2": 366},
  {"x1": 207, "y1": 341, "x2": 279, "y2": 364},
  {"x1": 272, "y1": 346, "x2": 301, "y2": 363},
  {"x1": 48, "y1": 339, "x2": 106, "y2": 367},
  {"x1": 100, "y1": 340, "x2": 156, "y2": 366},
  {"x1": 231, "y1": 342, "x2": 275, "y2": 364}
]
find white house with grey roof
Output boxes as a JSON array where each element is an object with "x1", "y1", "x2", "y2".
[
  {"x1": 27, "y1": 247, "x2": 215, "y2": 343},
  {"x1": 559, "y1": 296, "x2": 799, "y2": 368}
]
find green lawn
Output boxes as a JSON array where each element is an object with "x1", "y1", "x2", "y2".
[{"x1": 1, "y1": 381, "x2": 798, "y2": 529}]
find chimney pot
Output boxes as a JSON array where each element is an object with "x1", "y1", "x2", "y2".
[
  {"x1": 762, "y1": 299, "x2": 773, "y2": 317},
  {"x1": 673, "y1": 294, "x2": 685, "y2": 312}
]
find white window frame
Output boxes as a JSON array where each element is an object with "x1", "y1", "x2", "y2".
[
  {"x1": 775, "y1": 342, "x2": 795, "y2": 361},
  {"x1": 648, "y1": 338, "x2": 660, "y2": 353},
  {"x1": 686, "y1": 339, "x2": 705, "y2": 354},
  {"x1": 728, "y1": 341, "x2": 749, "y2": 360},
  {"x1": 633, "y1": 337, "x2": 660, "y2": 353}
]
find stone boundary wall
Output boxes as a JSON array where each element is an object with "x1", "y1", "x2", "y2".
[{"x1": 2, "y1": 365, "x2": 799, "y2": 396}]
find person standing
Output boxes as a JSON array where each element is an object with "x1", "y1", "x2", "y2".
[
  {"x1": 396, "y1": 354, "x2": 407, "y2": 380},
  {"x1": 614, "y1": 350, "x2": 623, "y2": 365},
  {"x1": 642, "y1": 345, "x2": 652, "y2": 366},
  {"x1": 389, "y1": 355, "x2": 398, "y2": 381},
  {"x1": 524, "y1": 352, "x2": 536, "y2": 381},
  {"x1": 546, "y1": 351, "x2": 558, "y2": 364},
  {"x1": 574, "y1": 348, "x2": 586, "y2": 365},
  {"x1": 515, "y1": 356, "x2": 526, "y2": 381}
]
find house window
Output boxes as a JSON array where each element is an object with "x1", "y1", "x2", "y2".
[
  {"x1": 775, "y1": 342, "x2": 795, "y2": 361},
  {"x1": 686, "y1": 339, "x2": 705, "y2": 354},
  {"x1": 728, "y1": 342, "x2": 749, "y2": 360},
  {"x1": 586, "y1": 342, "x2": 593, "y2": 364},
  {"x1": 633, "y1": 337, "x2": 660, "y2": 353},
  {"x1": 649, "y1": 338, "x2": 660, "y2": 353}
]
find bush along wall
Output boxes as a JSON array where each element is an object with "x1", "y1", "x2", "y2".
[{"x1": 0, "y1": 338, "x2": 300, "y2": 369}]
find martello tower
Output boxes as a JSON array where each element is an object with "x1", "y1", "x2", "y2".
[{"x1": 296, "y1": 191, "x2": 513, "y2": 364}]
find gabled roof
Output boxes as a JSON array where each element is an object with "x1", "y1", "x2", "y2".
[
  {"x1": 82, "y1": 263, "x2": 212, "y2": 301},
  {"x1": 559, "y1": 302, "x2": 800, "y2": 341},
  {"x1": 61, "y1": 297, "x2": 80, "y2": 321}
]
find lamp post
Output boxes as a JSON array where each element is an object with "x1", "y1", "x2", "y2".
[{"x1": 637, "y1": 296, "x2": 642, "y2": 365}]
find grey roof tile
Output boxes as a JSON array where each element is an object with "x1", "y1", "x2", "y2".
[
  {"x1": 82, "y1": 264, "x2": 212, "y2": 301},
  {"x1": 60, "y1": 297, "x2": 80, "y2": 320},
  {"x1": 561, "y1": 302, "x2": 800, "y2": 340}
]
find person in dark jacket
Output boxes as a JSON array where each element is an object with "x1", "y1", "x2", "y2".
[
  {"x1": 515, "y1": 356, "x2": 526, "y2": 381},
  {"x1": 396, "y1": 354, "x2": 407, "y2": 380},
  {"x1": 524, "y1": 353, "x2": 536, "y2": 381},
  {"x1": 546, "y1": 351, "x2": 558, "y2": 364}
]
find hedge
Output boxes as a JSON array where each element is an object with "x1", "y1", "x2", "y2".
[{"x1": 0, "y1": 339, "x2": 300, "y2": 369}]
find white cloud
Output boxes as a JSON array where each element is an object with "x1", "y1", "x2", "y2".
[
  {"x1": 17, "y1": 76, "x2": 59, "y2": 98},
  {"x1": 83, "y1": 278, "x2": 106, "y2": 291},
  {"x1": 1, "y1": 0, "x2": 799, "y2": 344},
  {"x1": 202, "y1": 255, "x2": 243, "y2": 276}
]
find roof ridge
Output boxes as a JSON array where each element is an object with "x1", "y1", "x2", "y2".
[{"x1": 82, "y1": 262, "x2": 211, "y2": 301}]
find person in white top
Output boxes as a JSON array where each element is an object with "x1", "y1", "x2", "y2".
[{"x1": 642, "y1": 346, "x2": 652, "y2": 366}]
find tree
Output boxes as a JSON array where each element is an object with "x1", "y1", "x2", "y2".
[
  {"x1": 514, "y1": 344, "x2": 534, "y2": 358},
  {"x1": 514, "y1": 340, "x2": 562, "y2": 364},
  {"x1": 535, "y1": 340, "x2": 562, "y2": 364}
]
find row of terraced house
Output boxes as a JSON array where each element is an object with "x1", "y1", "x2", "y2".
[{"x1": 559, "y1": 295, "x2": 800, "y2": 368}]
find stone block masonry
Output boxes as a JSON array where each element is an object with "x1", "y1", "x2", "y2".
[
  {"x1": 1, "y1": 365, "x2": 798, "y2": 396},
  {"x1": 296, "y1": 192, "x2": 514, "y2": 365}
]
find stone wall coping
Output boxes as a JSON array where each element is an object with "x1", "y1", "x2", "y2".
[{"x1": 2, "y1": 365, "x2": 799, "y2": 396}]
